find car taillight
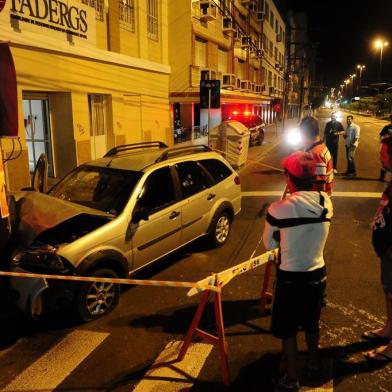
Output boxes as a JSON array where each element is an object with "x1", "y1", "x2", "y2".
[{"x1": 234, "y1": 176, "x2": 240, "y2": 185}]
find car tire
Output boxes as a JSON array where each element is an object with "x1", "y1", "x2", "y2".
[
  {"x1": 73, "y1": 268, "x2": 120, "y2": 322},
  {"x1": 257, "y1": 131, "x2": 264, "y2": 146},
  {"x1": 207, "y1": 211, "x2": 232, "y2": 247}
]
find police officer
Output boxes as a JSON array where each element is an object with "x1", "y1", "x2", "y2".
[{"x1": 324, "y1": 112, "x2": 344, "y2": 174}]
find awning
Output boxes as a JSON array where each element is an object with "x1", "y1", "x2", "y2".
[{"x1": 0, "y1": 42, "x2": 18, "y2": 138}]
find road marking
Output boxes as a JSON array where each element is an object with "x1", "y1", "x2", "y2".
[
  {"x1": 133, "y1": 340, "x2": 213, "y2": 392},
  {"x1": 2, "y1": 330, "x2": 109, "y2": 392},
  {"x1": 241, "y1": 191, "x2": 382, "y2": 198}
]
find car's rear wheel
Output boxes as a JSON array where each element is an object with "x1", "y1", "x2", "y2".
[
  {"x1": 208, "y1": 211, "x2": 232, "y2": 247},
  {"x1": 73, "y1": 268, "x2": 120, "y2": 322},
  {"x1": 257, "y1": 130, "x2": 264, "y2": 145}
]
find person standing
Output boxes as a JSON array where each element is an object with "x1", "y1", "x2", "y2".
[
  {"x1": 323, "y1": 112, "x2": 345, "y2": 173},
  {"x1": 363, "y1": 134, "x2": 392, "y2": 362},
  {"x1": 343, "y1": 115, "x2": 360, "y2": 177},
  {"x1": 299, "y1": 116, "x2": 334, "y2": 195},
  {"x1": 378, "y1": 114, "x2": 392, "y2": 182},
  {"x1": 263, "y1": 151, "x2": 333, "y2": 389}
]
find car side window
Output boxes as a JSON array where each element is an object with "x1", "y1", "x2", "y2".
[
  {"x1": 198, "y1": 159, "x2": 232, "y2": 184},
  {"x1": 175, "y1": 161, "x2": 209, "y2": 199},
  {"x1": 137, "y1": 167, "x2": 176, "y2": 214}
]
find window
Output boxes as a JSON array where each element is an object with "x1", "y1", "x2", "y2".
[
  {"x1": 274, "y1": 46, "x2": 278, "y2": 61},
  {"x1": 194, "y1": 37, "x2": 207, "y2": 68},
  {"x1": 265, "y1": 2, "x2": 269, "y2": 22},
  {"x1": 270, "y1": 11, "x2": 274, "y2": 27},
  {"x1": 81, "y1": 0, "x2": 104, "y2": 21},
  {"x1": 268, "y1": 70, "x2": 272, "y2": 86},
  {"x1": 275, "y1": 20, "x2": 278, "y2": 34},
  {"x1": 137, "y1": 167, "x2": 175, "y2": 214},
  {"x1": 49, "y1": 166, "x2": 142, "y2": 215},
  {"x1": 147, "y1": 0, "x2": 158, "y2": 40},
  {"x1": 269, "y1": 40, "x2": 273, "y2": 57},
  {"x1": 198, "y1": 159, "x2": 232, "y2": 184},
  {"x1": 218, "y1": 48, "x2": 228, "y2": 73},
  {"x1": 175, "y1": 161, "x2": 209, "y2": 198},
  {"x1": 119, "y1": 0, "x2": 135, "y2": 32}
]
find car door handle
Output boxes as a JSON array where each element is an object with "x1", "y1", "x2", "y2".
[
  {"x1": 207, "y1": 193, "x2": 216, "y2": 201},
  {"x1": 169, "y1": 211, "x2": 180, "y2": 219}
]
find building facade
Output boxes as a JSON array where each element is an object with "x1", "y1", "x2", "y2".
[
  {"x1": 1, "y1": 0, "x2": 171, "y2": 190},
  {"x1": 168, "y1": 0, "x2": 286, "y2": 144},
  {"x1": 285, "y1": 12, "x2": 314, "y2": 119}
]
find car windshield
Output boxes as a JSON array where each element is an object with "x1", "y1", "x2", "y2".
[{"x1": 48, "y1": 165, "x2": 142, "y2": 215}]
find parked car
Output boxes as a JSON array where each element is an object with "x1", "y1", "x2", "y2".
[
  {"x1": 224, "y1": 113, "x2": 265, "y2": 147},
  {"x1": 10, "y1": 142, "x2": 241, "y2": 321}
]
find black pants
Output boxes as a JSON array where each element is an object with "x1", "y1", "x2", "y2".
[{"x1": 326, "y1": 141, "x2": 338, "y2": 169}]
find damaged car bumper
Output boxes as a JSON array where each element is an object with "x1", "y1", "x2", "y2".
[{"x1": 11, "y1": 267, "x2": 48, "y2": 319}]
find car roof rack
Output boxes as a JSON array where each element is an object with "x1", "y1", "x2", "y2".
[
  {"x1": 104, "y1": 141, "x2": 168, "y2": 157},
  {"x1": 155, "y1": 145, "x2": 211, "y2": 162}
]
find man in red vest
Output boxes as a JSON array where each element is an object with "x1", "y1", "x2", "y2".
[{"x1": 299, "y1": 116, "x2": 334, "y2": 195}]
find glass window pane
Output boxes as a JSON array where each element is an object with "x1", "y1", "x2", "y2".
[
  {"x1": 176, "y1": 161, "x2": 209, "y2": 198},
  {"x1": 137, "y1": 167, "x2": 175, "y2": 213}
]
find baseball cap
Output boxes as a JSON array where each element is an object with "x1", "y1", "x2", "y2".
[{"x1": 282, "y1": 151, "x2": 316, "y2": 179}]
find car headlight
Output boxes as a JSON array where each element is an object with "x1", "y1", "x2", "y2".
[
  {"x1": 12, "y1": 245, "x2": 66, "y2": 272},
  {"x1": 285, "y1": 128, "x2": 303, "y2": 147}
]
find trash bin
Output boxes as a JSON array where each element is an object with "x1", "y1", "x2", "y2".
[{"x1": 216, "y1": 120, "x2": 250, "y2": 168}]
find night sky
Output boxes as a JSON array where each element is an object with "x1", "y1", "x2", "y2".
[{"x1": 284, "y1": 0, "x2": 392, "y2": 89}]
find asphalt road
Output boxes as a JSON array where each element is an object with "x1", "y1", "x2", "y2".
[{"x1": 0, "y1": 109, "x2": 391, "y2": 392}]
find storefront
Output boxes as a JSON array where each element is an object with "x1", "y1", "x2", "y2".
[{"x1": 0, "y1": 0, "x2": 171, "y2": 190}]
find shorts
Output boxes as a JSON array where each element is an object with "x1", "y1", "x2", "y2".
[
  {"x1": 381, "y1": 248, "x2": 392, "y2": 294},
  {"x1": 271, "y1": 267, "x2": 326, "y2": 339}
]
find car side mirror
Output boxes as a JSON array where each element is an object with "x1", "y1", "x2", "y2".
[{"x1": 132, "y1": 206, "x2": 149, "y2": 224}]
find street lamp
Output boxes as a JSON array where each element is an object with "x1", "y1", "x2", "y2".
[
  {"x1": 349, "y1": 74, "x2": 356, "y2": 96},
  {"x1": 356, "y1": 65, "x2": 365, "y2": 95},
  {"x1": 374, "y1": 39, "x2": 388, "y2": 81}
]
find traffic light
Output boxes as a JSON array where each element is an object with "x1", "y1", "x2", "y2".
[
  {"x1": 200, "y1": 81, "x2": 209, "y2": 109},
  {"x1": 210, "y1": 80, "x2": 221, "y2": 109},
  {"x1": 199, "y1": 80, "x2": 221, "y2": 109}
]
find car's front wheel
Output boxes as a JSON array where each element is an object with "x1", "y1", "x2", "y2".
[
  {"x1": 207, "y1": 211, "x2": 232, "y2": 247},
  {"x1": 73, "y1": 268, "x2": 120, "y2": 322}
]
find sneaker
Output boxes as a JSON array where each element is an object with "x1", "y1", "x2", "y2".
[{"x1": 276, "y1": 374, "x2": 300, "y2": 391}]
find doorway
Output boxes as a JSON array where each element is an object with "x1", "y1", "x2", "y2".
[
  {"x1": 88, "y1": 94, "x2": 113, "y2": 159},
  {"x1": 23, "y1": 97, "x2": 54, "y2": 177}
]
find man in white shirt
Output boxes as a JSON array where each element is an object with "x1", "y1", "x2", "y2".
[
  {"x1": 263, "y1": 151, "x2": 333, "y2": 390},
  {"x1": 343, "y1": 115, "x2": 360, "y2": 177}
]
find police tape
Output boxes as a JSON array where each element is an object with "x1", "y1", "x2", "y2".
[
  {"x1": 0, "y1": 249, "x2": 278, "y2": 296},
  {"x1": 0, "y1": 271, "x2": 222, "y2": 293},
  {"x1": 187, "y1": 249, "x2": 278, "y2": 296}
]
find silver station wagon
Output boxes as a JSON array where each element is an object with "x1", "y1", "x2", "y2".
[{"x1": 10, "y1": 142, "x2": 242, "y2": 321}]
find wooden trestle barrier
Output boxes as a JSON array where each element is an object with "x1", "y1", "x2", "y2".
[
  {"x1": 177, "y1": 274, "x2": 229, "y2": 386},
  {"x1": 260, "y1": 260, "x2": 276, "y2": 314}
]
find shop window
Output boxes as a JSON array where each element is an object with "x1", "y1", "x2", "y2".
[
  {"x1": 147, "y1": 0, "x2": 159, "y2": 41},
  {"x1": 119, "y1": 0, "x2": 135, "y2": 32},
  {"x1": 81, "y1": 0, "x2": 104, "y2": 21}
]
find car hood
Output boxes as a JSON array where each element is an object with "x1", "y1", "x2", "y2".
[{"x1": 11, "y1": 191, "x2": 113, "y2": 248}]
